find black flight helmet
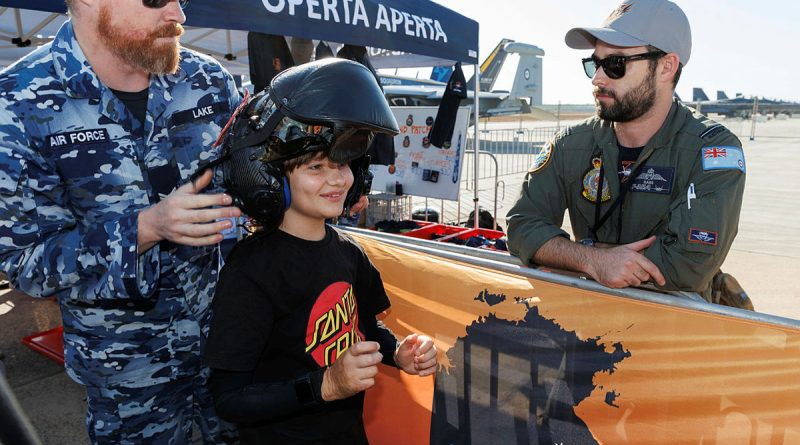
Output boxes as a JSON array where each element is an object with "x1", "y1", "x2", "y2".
[{"x1": 218, "y1": 58, "x2": 399, "y2": 229}]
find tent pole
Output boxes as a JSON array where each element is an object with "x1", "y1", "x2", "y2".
[{"x1": 473, "y1": 61, "x2": 480, "y2": 229}]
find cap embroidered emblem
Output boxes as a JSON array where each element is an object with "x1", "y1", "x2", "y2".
[{"x1": 606, "y1": 3, "x2": 632, "y2": 22}]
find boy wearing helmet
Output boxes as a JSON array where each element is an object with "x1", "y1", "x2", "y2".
[{"x1": 203, "y1": 58, "x2": 438, "y2": 444}]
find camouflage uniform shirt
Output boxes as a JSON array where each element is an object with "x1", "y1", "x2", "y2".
[{"x1": 0, "y1": 21, "x2": 240, "y2": 388}]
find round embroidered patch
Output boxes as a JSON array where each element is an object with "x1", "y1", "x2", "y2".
[
  {"x1": 528, "y1": 142, "x2": 553, "y2": 173},
  {"x1": 581, "y1": 157, "x2": 611, "y2": 203}
]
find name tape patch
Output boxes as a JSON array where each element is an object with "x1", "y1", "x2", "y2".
[
  {"x1": 701, "y1": 146, "x2": 745, "y2": 173},
  {"x1": 688, "y1": 228, "x2": 718, "y2": 246},
  {"x1": 170, "y1": 102, "x2": 228, "y2": 127},
  {"x1": 47, "y1": 129, "x2": 110, "y2": 149}
]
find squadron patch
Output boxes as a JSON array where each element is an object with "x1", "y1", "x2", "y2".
[
  {"x1": 582, "y1": 157, "x2": 611, "y2": 203},
  {"x1": 528, "y1": 142, "x2": 553, "y2": 173},
  {"x1": 688, "y1": 228, "x2": 718, "y2": 246}
]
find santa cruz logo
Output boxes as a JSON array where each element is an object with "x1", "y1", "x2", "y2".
[{"x1": 305, "y1": 282, "x2": 364, "y2": 366}]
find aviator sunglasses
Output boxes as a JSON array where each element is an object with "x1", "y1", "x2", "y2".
[
  {"x1": 143, "y1": 0, "x2": 189, "y2": 9},
  {"x1": 582, "y1": 50, "x2": 665, "y2": 79}
]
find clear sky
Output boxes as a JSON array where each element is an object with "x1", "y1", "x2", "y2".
[{"x1": 431, "y1": 0, "x2": 800, "y2": 105}]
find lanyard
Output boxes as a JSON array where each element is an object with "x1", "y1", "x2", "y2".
[{"x1": 589, "y1": 151, "x2": 655, "y2": 242}]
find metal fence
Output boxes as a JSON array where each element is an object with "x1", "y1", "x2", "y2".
[
  {"x1": 722, "y1": 115, "x2": 800, "y2": 140},
  {"x1": 408, "y1": 126, "x2": 561, "y2": 227},
  {"x1": 387, "y1": 115, "x2": 800, "y2": 227}
]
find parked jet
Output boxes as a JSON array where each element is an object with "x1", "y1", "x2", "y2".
[
  {"x1": 684, "y1": 88, "x2": 800, "y2": 118},
  {"x1": 380, "y1": 39, "x2": 546, "y2": 117}
]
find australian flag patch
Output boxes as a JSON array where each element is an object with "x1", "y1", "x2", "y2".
[
  {"x1": 688, "y1": 228, "x2": 718, "y2": 246},
  {"x1": 701, "y1": 146, "x2": 745, "y2": 173}
]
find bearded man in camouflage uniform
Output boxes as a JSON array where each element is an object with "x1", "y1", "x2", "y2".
[
  {"x1": 507, "y1": 0, "x2": 747, "y2": 305},
  {"x1": 0, "y1": 0, "x2": 242, "y2": 442}
]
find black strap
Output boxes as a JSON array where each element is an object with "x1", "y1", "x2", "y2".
[
  {"x1": 589, "y1": 151, "x2": 655, "y2": 241},
  {"x1": 590, "y1": 165, "x2": 605, "y2": 241}
]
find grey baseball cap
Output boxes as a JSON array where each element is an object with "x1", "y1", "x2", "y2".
[{"x1": 565, "y1": 0, "x2": 692, "y2": 65}]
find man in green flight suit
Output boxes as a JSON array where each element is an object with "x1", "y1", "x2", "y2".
[{"x1": 506, "y1": 0, "x2": 749, "y2": 306}]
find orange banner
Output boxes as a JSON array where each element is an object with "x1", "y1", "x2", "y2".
[{"x1": 354, "y1": 232, "x2": 800, "y2": 445}]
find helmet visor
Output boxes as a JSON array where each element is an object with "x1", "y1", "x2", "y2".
[{"x1": 265, "y1": 111, "x2": 375, "y2": 164}]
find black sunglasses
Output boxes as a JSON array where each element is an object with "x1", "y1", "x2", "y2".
[
  {"x1": 143, "y1": 0, "x2": 189, "y2": 9},
  {"x1": 582, "y1": 51, "x2": 665, "y2": 80}
]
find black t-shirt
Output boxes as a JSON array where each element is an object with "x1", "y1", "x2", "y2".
[
  {"x1": 110, "y1": 87, "x2": 148, "y2": 128},
  {"x1": 205, "y1": 225, "x2": 392, "y2": 444},
  {"x1": 617, "y1": 144, "x2": 643, "y2": 181}
]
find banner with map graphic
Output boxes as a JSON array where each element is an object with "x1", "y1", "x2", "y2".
[{"x1": 352, "y1": 232, "x2": 800, "y2": 445}]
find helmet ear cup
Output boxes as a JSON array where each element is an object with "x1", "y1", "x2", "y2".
[{"x1": 222, "y1": 142, "x2": 288, "y2": 230}]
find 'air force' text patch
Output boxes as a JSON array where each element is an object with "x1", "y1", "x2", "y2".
[
  {"x1": 701, "y1": 146, "x2": 745, "y2": 173},
  {"x1": 46, "y1": 129, "x2": 110, "y2": 149}
]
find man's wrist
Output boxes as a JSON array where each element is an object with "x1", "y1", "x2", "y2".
[
  {"x1": 136, "y1": 207, "x2": 161, "y2": 251},
  {"x1": 578, "y1": 240, "x2": 601, "y2": 277}
]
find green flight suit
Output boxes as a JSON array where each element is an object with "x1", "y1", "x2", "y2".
[{"x1": 507, "y1": 102, "x2": 745, "y2": 298}]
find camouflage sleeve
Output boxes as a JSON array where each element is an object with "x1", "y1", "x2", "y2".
[
  {"x1": 0, "y1": 107, "x2": 159, "y2": 301},
  {"x1": 506, "y1": 140, "x2": 571, "y2": 266},
  {"x1": 644, "y1": 133, "x2": 745, "y2": 291}
]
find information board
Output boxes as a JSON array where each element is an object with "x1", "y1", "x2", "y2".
[{"x1": 370, "y1": 106, "x2": 470, "y2": 201}]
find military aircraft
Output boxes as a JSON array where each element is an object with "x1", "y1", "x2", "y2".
[
  {"x1": 379, "y1": 39, "x2": 547, "y2": 117},
  {"x1": 684, "y1": 88, "x2": 800, "y2": 118}
]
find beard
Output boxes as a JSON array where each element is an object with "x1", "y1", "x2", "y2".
[
  {"x1": 594, "y1": 69, "x2": 657, "y2": 122},
  {"x1": 97, "y1": 5, "x2": 184, "y2": 75}
]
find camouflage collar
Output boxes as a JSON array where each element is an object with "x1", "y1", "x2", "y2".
[
  {"x1": 50, "y1": 20, "x2": 186, "y2": 132},
  {"x1": 51, "y1": 21, "x2": 103, "y2": 100}
]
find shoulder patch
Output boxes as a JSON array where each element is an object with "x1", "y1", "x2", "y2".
[
  {"x1": 700, "y1": 123, "x2": 726, "y2": 139},
  {"x1": 528, "y1": 142, "x2": 553, "y2": 173},
  {"x1": 701, "y1": 146, "x2": 745, "y2": 173},
  {"x1": 688, "y1": 228, "x2": 718, "y2": 246}
]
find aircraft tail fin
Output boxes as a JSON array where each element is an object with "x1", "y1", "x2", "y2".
[
  {"x1": 693, "y1": 88, "x2": 710, "y2": 102},
  {"x1": 717, "y1": 90, "x2": 729, "y2": 100},
  {"x1": 467, "y1": 38, "x2": 513, "y2": 92},
  {"x1": 505, "y1": 42, "x2": 545, "y2": 106}
]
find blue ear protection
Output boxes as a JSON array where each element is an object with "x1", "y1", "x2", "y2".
[{"x1": 282, "y1": 176, "x2": 291, "y2": 209}]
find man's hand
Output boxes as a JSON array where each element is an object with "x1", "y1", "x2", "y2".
[
  {"x1": 321, "y1": 341, "x2": 382, "y2": 402},
  {"x1": 394, "y1": 334, "x2": 438, "y2": 377},
  {"x1": 137, "y1": 170, "x2": 242, "y2": 251},
  {"x1": 585, "y1": 236, "x2": 666, "y2": 288}
]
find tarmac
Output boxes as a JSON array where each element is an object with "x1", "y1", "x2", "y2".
[{"x1": 0, "y1": 115, "x2": 798, "y2": 445}]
